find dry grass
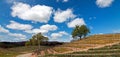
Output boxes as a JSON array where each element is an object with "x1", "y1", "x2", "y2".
[
  {"x1": 54, "y1": 47, "x2": 73, "y2": 53},
  {"x1": 51, "y1": 34, "x2": 120, "y2": 54},
  {"x1": 43, "y1": 34, "x2": 120, "y2": 57}
]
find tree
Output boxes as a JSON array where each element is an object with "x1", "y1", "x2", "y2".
[
  {"x1": 79, "y1": 25, "x2": 90, "y2": 38},
  {"x1": 72, "y1": 25, "x2": 82, "y2": 39},
  {"x1": 25, "y1": 41, "x2": 31, "y2": 46},
  {"x1": 72, "y1": 25, "x2": 90, "y2": 40},
  {"x1": 32, "y1": 33, "x2": 48, "y2": 48},
  {"x1": 25, "y1": 33, "x2": 48, "y2": 48}
]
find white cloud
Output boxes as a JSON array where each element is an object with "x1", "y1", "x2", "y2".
[
  {"x1": 0, "y1": 25, "x2": 27, "y2": 41},
  {"x1": 51, "y1": 31, "x2": 68, "y2": 39},
  {"x1": 96, "y1": 0, "x2": 114, "y2": 8},
  {"x1": 54, "y1": 9, "x2": 76, "y2": 23},
  {"x1": 56, "y1": 0, "x2": 68, "y2": 2},
  {"x1": 25, "y1": 24, "x2": 58, "y2": 34},
  {"x1": 11, "y1": 2, "x2": 53, "y2": 23},
  {"x1": 59, "y1": 31, "x2": 68, "y2": 35},
  {"x1": 63, "y1": 0, "x2": 68, "y2": 2},
  {"x1": 67, "y1": 18, "x2": 86, "y2": 28},
  {"x1": 8, "y1": 33, "x2": 27, "y2": 40},
  {"x1": 6, "y1": 21, "x2": 33, "y2": 30},
  {"x1": 0, "y1": 25, "x2": 9, "y2": 33},
  {"x1": 40, "y1": 24, "x2": 58, "y2": 31},
  {"x1": 25, "y1": 28, "x2": 48, "y2": 34}
]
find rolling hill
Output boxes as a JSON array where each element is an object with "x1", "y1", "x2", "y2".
[
  {"x1": 37, "y1": 34, "x2": 120, "y2": 56},
  {"x1": 45, "y1": 43, "x2": 120, "y2": 57}
]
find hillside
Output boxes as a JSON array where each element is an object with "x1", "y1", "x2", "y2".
[
  {"x1": 38, "y1": 34, "x2": 120, "y2": 56},
  {"x1": 45, "y1": 42, "x2": 120, "y2": 57}
]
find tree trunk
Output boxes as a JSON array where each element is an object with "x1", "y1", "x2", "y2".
[
  {"x1": 38, "y1": 39, "x2": 40, "y2": 49},
  {"x1": 84, "y1": 34, "x2": 87, "y2": 38},
  {"x1": 79, "y1": 36, "x2": 82, "y2": 40}
]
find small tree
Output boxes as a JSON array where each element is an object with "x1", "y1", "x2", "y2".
[
  {"x1": 72, "y1": 25, "x2": 90, "y2": 40},
  {"x1": 72, "y1": 25, "x2": 82, "y2": 39},
  {"x1": 25, "y1": 33, "x2": 48, "y2": 48},
  {"x1": 25, "y1": 41, "x2": 31, "y2": 46},
  {"x1": 32, "y1": 33, "x2": 48, "y2": 48},
  {"x1": 79, "y1": 25, "x2": 90, "y2": 38}
]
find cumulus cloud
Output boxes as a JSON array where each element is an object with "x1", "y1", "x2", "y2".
[
  {"x1": 8, "y1": 33, "x2": 26, "y2": 40},
  {"x1": 40, "y1": 24, "x2": 58, "y2": 31},
  {"x1": 54, "y1": 9, "x2": 76, "y2": 23},
  {"x1": 96, "y1": 0, "x2": 114, "y2": 8},
  {"x1": 63, "y1": 0, "x2": 68, "y2": 2},
  {"x1": 51, "y1": 31, "x2": 68, "y2": 39},
  {"x1": 0, "y1": 25, "x2": 9, "y2": 33},
  {"x1": 0, "y1": 25, "x2": 27, "y2": 40},
  {"x1": 6, "y1": 21, "x2": 33, "y2": 30},
  {"x1": 25, "y1": 29, "x2": 47, "y2": 34},
  {"x1": 56, "y1": 0, "x2": 68, "y2": 2},
  {"x1": 67, "y1": 18, "x2": 86, "y2": 28},
  {"x1": 25, "y1": 24, "x2": 58, "y2": 34},
  {"x1": 11, "y1": 2, "x2": 53, "y2": 23}
]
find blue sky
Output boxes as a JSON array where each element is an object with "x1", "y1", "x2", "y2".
[{"x1": 0, "y1": 0, "x2": 120, "y2": 42}]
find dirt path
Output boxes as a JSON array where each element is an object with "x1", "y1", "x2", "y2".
[
  {"x1": 56, "y1": 42, "x2": 120, "y2": 54},
  {"x1": 16, "y1": 53, "x2": 37, "y2": 57}
]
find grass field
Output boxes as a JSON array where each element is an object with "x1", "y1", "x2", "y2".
[{"x1": 0, "y1": 46, "x2": 51, "y2": 57}]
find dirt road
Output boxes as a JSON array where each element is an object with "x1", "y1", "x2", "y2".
[{"x1": 16, "y1": 53, "x2": 37, "y2": 57}]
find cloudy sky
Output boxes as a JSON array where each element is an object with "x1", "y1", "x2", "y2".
[{"x1": 0, "y1": 0, "x2": 120, "y2": 42}]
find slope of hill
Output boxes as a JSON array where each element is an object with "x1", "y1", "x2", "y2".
[
  {"x1": 45, "y1": 43, "x2": 120, "y2": 57},
  {"x1": 38, "y1": 34, "x2": 120, "y2": 56}
]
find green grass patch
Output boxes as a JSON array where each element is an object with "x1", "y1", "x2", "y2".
[{"x1": 0, "y1": 46, "x2": 51, "y2": 57}]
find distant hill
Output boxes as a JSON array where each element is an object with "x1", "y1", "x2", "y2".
[
  {"x1": 38, "y1": 34, "x2": 120, "y2": 56},
  {"x1": 0, "y1": 41, "x2": 26, "y2": 48},
  {"x1": 0, "y1": 41, "x2": 64, "y2": 48}
]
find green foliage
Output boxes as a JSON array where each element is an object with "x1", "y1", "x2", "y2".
[
  {"x1": 72, "y1": 25, "x2": 90, "y2": 39},
  {"x1": 0, "y1": 46, "x2": 51, "y2": 57},
  {"x1": 25, "y1": 33, "x2": 49, "y2": 46},
  {"x1": 25, "y1": 41, "x2": 31, "y2": 46},
  {"x1": 72, "y1": 25, "x2": 81, "y2": 38},
  {"x1": 80, "y1": 25, "x2": 90, "y2": 37},
  {"x1": 32, "y1": 33, "x2": 48, "y2": 42}
]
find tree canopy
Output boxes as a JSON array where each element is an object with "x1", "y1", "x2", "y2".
[
  {"x1": 72, "y1": 25, "x2": 90, "y2": 40},
  {"x1": 25, "y1": 33, "x2": 48, "y2": 46}
]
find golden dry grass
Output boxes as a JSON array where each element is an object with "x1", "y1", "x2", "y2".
[
  {"x1": 52, "y1": 34, "x2": 120, "y2": 53},
  {"x1": 37, "y1": 34, "x2": 120, "y2": 56}
]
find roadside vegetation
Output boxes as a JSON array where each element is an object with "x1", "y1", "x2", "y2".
[{"x1": 0, "y1": 46, "x2": 51, "y2": 57}]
